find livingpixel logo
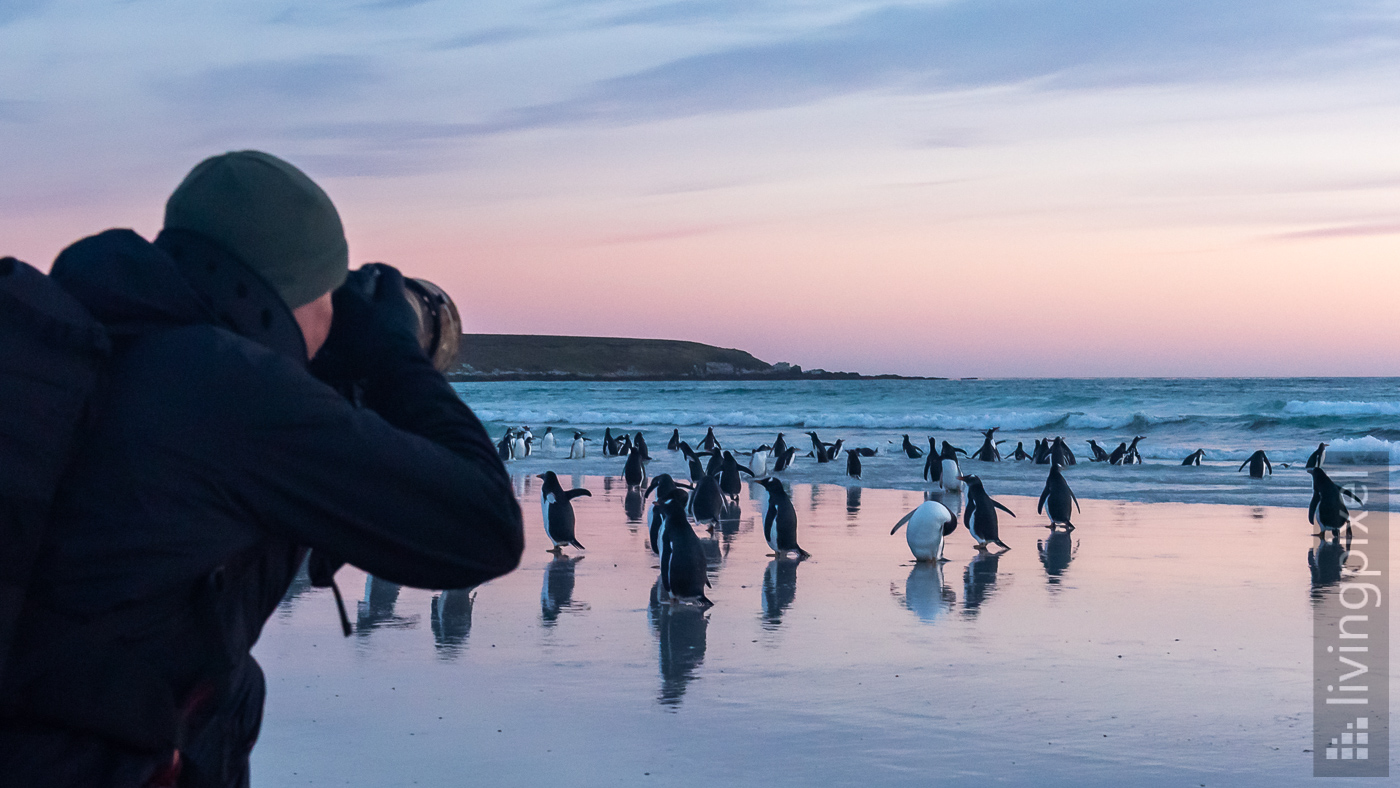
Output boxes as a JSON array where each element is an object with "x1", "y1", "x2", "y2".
[{"x1": 1325, "y1": 716, "x2": 1371, "y2": 761}]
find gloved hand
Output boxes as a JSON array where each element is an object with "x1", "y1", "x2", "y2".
[{"x1": 310, "y1": 263, "x2": 424, "y2": 387}]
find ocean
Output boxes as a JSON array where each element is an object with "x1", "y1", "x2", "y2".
[{"x1": 456, "y1": 377, "x2": 1400, "y2": 508}]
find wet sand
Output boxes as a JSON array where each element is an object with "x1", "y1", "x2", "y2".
[{"x1": 252, "y1": 477, "x2": 1395, "y2": 786}]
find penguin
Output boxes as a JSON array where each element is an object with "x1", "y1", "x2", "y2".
[
  {"x1": 959, "y1": 474, "x2": 1013, "y2": 550},
  {"x1": 568, "y1": 431, "x2": 588, "y2": 459},
  {"x1": 644, "y1": 474, "x2": 689, "y2": 554},
  {"x1": 496, "y1": 428, "x2": 515, "y2": 461},
  {"x1": 1032, "y1": 438, "x2": 1051, "y2": 465},
  {"x1": 602, "y1": 428, "x2": 617, "y2": 456},
  {"x1": 624, "y1": 444, "x2": 648, "y2": 489},
  {"x1": 890, "y1": 500, "x2": 958, "y2": 562},
  {"x1": 634, "y1": 432, "x2": 650, "y2": 460},
  {"x1": 704, "y1": 449, "x2": 723, "y2": 477},
  {"x1": 1050, "y1": 437, "x2": 1076, "y2": 467},
  {"x1": 1086, "y1": 440, "x2": 1109, "y2": 462},
  {"x1": 1308, "y1": 467, "x2": 1360, "y2": 539},
  {"x1": 519, "y1": 426, "x2": 534, "y2": 456},
  {"x1": 689, "y1": 470, "x2": 725, "y2": 531},
  {"x1": 749, "y1": 445, "x2": 772, "y2": 478},
  {"x1": 1107, "y1": 442, "x2": 1128, "y2": 466},
  {"x1": 655, "y1": 489, "x2": 713, "y2": 608},
  {"x1": 1009, "y1": 441, "x2": 1032, "y2": 461},
  {"x1": 806, "y1": 431, "x2": 835, "y2": 463},
  {"x1": 939, "y1": 442, "x2": 964, "y2": 495},
  {"x1": 617, "y1": 434, "x2": 634, "y2": 457},
  {"x1": 755, "y1": 477, "x2": 810, "y2": 557},
  {"x1": 700, "y1": 427, "x2": 721, "y2": 452},
  {"x1": 771, "y1": 432, "x2": 788, "y2": 460},
  {"x1": 1037, "y1": 463, "x2": 1080, "y2": 530},
  {"x1": 972, "y1": 428, "x2": 1000, "y2": 462},
  {"x1": 1306, "y1": 442, "x2": 1328, "y2": 469},
  {"x1": 922, "y1": 438, "x2": 940, "y2": 480},
  {"x1": 1125, "y1": 436, "x2": 1145, "y2": 465},
  {"x1": 537, "y1": 471, "x2": 591, "y2": 552},
  {"x1": 541, "y1": 427, "x2": 556, "y2": 456},
  {"x1": 1238, "y1": 450, "x2": 1272, "y2": 478},
  {"x1": 512, "y1": 431, "x2": 529, "y2": 460},
  {"x1": 1038, "y1": 529, "x2": 1076, "y2": 583},
  {"x1": 846, "y1": 448, "x2": 863, "y2": 479},
  {"x1": 901, "y1": 434, "x2": 925, "y2": 459},
  {"x1": 1181, "y1": 449, "x2": 1205, "y2": 466},
  {"x1": 772, "y1": 446, "x2": 798, "y2": 472},
  {"x1": 667, "y1": 429, "x2": 681, "y2": 451},
  {"x1": 718, "y1": 451, "x2": 754, "y2": 500},
  {"x1": 684, "y1": 453, "x2": 707, "y2": 485}
]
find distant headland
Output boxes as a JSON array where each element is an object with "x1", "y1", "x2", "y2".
[{"x1": 446, "y1": 334, "x2": 935, "y2": 381}]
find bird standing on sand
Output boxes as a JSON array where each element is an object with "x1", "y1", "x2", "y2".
[
  {"x1": 960, "y1": 474, "x2": 1014, "y2": 550},
  {"x1": 891, "y1": 500, "x2": 957, "y2": 562},
  {"x1": 756, "y1": 477, "x2": 810, "y2": 558},
  {"x1": 538, "y1": 471, "x2": 590, "y2": 553},
  {"x1": 655, "y1": 489, "x2": 714, "y2": 608},
  {"x1": 1037, "y1": 463, "x2": 1079, "y2": 530},
  {"x1": 1307, "y1": 467, "x2": 1360, "y2": 540}
]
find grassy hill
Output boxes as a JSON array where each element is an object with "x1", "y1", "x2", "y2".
[{"x1": 450, "y1": 334, "x2": 776, "y2": 379}]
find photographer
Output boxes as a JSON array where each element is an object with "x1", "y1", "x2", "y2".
[{"x1": 0, "y1": 151, "x2": 523, "y2": 786}]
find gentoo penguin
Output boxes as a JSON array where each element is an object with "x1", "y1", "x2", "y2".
[
  {"x1": 972, "y1": 428, "x2": 1000, "y2": 462},
  {"x1": 634, "y1": 432, "x2": 650, "y2": 460},
  {"x1": 890, "y1": 500, "x2": 957, "y2": 562},
  {"x1": 771, "y1": 432, "x2": 788, "y2": 460},
  {"x1": 772, "y1": 446, "x2": 798, "y2": 472},
  {"x1": 1125, "y1": 436, "x2": 1145, "y2": 465},
  {"x1": 1305, "y1": 442, "x2": 1328, "y2": 469},
  {"x1": 749, "y1": 445, "x2": 772, "y2": 477},
  {"x1": 689, "y1": 470, "x2": 725, "y2": 530},
  {"x1": 923, "y1": 438, "x2": 940, "y2": 480},
  {"x1": 541, "y1": 427, "x2": 557, "y2": 456},
  {"x1": 959, "y1": 475, "x2": 1013, "y2": 550},
  {"x1": 496, "y1": 428, "x2": 515, "y2": 461},
  {"x1": 602, "y1": 428, "x2": 617, "y2": 456},
  {"x1": 655, "y1": 489, "x2": 713, "y2": 608},
  {"x1": 1050, "y1": 437, "x2": 1076, "y2": 467},
  {"x1": 617, "y1": 434, "x2": 634, "y2": 457},
  {"x1": 703, "y1": 449, "x2": 723, "y2": 478},
  {"x1": 901, "y1": 434, "x2": 925, "y2": 459},
  {"x1": 644, "y1": 474, "x2": 689, "y2": 554},
  {"x1": 1107, "y1": 442, "x2": 1128, "y2": 466},
  {"x1": 624, "y1": 444, "x2": 648, "y2": 488},
  {"x1": 755, "y1": 477, "x2": 810, "y2": 557},
  {"x1": 1086, "y1": 440, "x2": 1110, "y2": 462},
  {"x1": 568, "y1": 431, "x2": 588, "y2": 459},
  {"x1": 700, "y1": 427, "x2": 721, "y2": 452},
  {"x1": 1181, "y1": 449, "x2": 1205, "y2": 466},
  {"x1": 1238, "y1": 450, "x2": 1272, "y2": 478},
  {"x1": 806, "y1": 431, "x2": 834, "y2": 463},
  {"x1": 1032, "y1": 438, "x2": 1051, "y2": 465},
  {"x1": 1307, "y1": 467, "x2": 1360, "y2": 539},
  {"x1": 939, "y1": 442, "x2": 964, "y2": 495},
  {"x1": 1009, "y1": 441, "x2": 1032, "y2": 461},
  {"x1": 718, "y1": 451, "x2": 754, "y2": 500},
  {"x1": 846, "y1": 448, "x2": 863, "y2": 479},
  {"x1": 519, "y1": 426, "x2": 534, "y2": 456},
  {"x1": 667, "y1": 429, "x2": 681, "y2": 451},
  {"x1": 512, "y1": 431, "x2": 529, "y2": 460},
  {"x1": 537, "y1": 471, "x2": 591, "y2": 552},
  {"x1": 1037, "y1": 463, "x2": 1080, "y2": 530}
]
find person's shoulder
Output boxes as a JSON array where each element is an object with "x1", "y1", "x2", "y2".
[{"x1": 124, "y1": 325, "x2": 329, "y2": 406}]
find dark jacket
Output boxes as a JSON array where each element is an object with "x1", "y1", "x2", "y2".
[{"x1": 0, "y1": 229, "x2": 523, "y2": 786}]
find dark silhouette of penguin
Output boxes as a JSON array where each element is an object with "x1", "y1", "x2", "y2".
[
  {"x1": 756, "y1": 477, "x2": 810, "y2": 557},
  {"x1": 650, "y1": 579, "x2": 708, "y2": 705},
  {"x1": 962, "y1": 550, "x2": 1002, "y2": 614},
  {"x1": 1125, "y1": 436, "x2": 1145, "y2": 465},
  {"x1": 902, "y1": 434, "x2": 925, "y2": 458},
  {"x1": 1238, "y1": 450, "x2": 1272, "y2": 478},
  {"x1": 972, "y1": 428, "x2": 1000, "y2": 461},
  {"x1": 845, "y1": 448, "x2": 879, "y2": 479},
  {"x1": 1038, "y1": 529, "x2": 1077, "y2": 585},
  {"x1": 540, "y1": 553, "x2": 584, "y2": 624},
  {"x1": 1050, "y1": 437, "x2": 1076, "y2": 467},
  {"x1": 431, "y1": 588, "x2": 475, "y2": 651},
  {"x1": 496, "y1": 428, "x2": 515, "y2": 461},
  {"x1": 667, "y1": 429, "x2": 681, "y2": 451},
  {"x1": 655, "y1": 489, "x2": 713, "y2": 608},
  {"x1": 718, "y1": 451, "x2": 754, "y2": 499},
  {"x1": 699, "y1": 427, "x2": 721, "y2": 452},
  {"x1": 761, "y1": 556, "x2": 802, "y2": 628},
  {"x1": 634, "y1": 432, "x2": 650, "y2": 459},
  {"x1": 1108, "y1": 442, "x2": 1128, "y2": 466},
  {"x1": 923, "y1": 437, "x2": 941, "y2": 481},
  {"x1": 806, "y1": 431, "x2": 837, "y2": 463},
  {"x1": 772, "y1": 446, "x2": 798, "y2": 472},
  {"x1": 618, "y1": 434, "x2": 634, "y2": 457},
  {"x1": 644, "y1": 474, "x2": 689, "y2": 554},
  {"x1": 537, "y1": 471, "x2": 590, "y2": 552},
  {"x1": 1309, "y1": 537, "x2": 1349, "y2": 588},
  {"x1": 1307, "y1": 467, "x2": 1360, "y2": 539},
  {"x1": 1305, "y1": 442, "x2": 1328, "y2": 469},
  {"x1": 1037, "y1": 463, "x2": 1080, "y2": 529},
  {"x1": 1009, "y1": 441, "x2": 1032, "y2": 461},
  {"x1": 602, "y1": 427, "x2": 618, "y2": 456},
  {"x1": 1086, "y1": 440, "x2": 1110, "y2": 462},
  {"x1": 771, "y1": 432, "x2": 788, "y2": 459},
  {"x1": 568, "y1": 431, "x2": 588, "y2": 459},
  {"x1": 942, "y1": 441, "x2": 968, "y2": 460},
  {"x1": 959, "y1": 474, "x2": 1013, "y2": 550},
  {"x1": 1032, "y1": 438, "x2": 1051, "y2": 465},
  {"x1": 624, "y1": 488, "x2": 645, "y2": 523},
  {"x1": 624, "y1": 445, "x2": 648, "y2": 488},
  {"x1": 1181, "y1": 449, "x2": 1205, "y2": 466},
  {"x1": 704, "y1": 449, "x2": 723, "y2": 478},
  {"x1": 690, "y1": 470, "x2": 725, "y2": 530}
]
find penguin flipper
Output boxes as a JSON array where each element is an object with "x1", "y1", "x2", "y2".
[
  {"x1": 1308, "y1": 492, "x2": 1320, "y2": 525},
  {"x1": 992, "y1": 499, "x2": 1016, "y2": 517},
  {"x1": 570, "y1": 539, "x2": 586, "y2": 550},
  {"x1": 1037, "y1": 485, "x2": 1049, "y2": 515},
  {"x1": 891, "y1": 509, "x2": 916, "y2": 535},
  {"x1": 994, "y1": 539, "x2": 1011, "y2": 550},
  {"x1": 564, "y1": 489, "x2": 593, "y2": 500},
  {"x1": 1342, "y1": 487, "x2": 1362, "y2": 503}
]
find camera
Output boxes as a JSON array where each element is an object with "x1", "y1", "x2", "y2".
[{"x1": 403, "y1": 278, "x2": 461, "y2": 373}]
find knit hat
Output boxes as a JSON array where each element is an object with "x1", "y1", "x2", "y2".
[{"x1": 164, "y1": 151, "x2": 348, "y2": 309}]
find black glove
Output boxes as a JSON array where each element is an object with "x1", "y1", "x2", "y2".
[{"x1": 310, "y1": 263, "x2": 424, "y2": 388}]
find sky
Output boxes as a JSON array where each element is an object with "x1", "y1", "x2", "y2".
[{"x1": 3, "y1": 1, "x2": 1399, "y2": 377}]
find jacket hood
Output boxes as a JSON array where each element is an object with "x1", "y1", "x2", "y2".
[{"x1": 49, "y1": 228, "x2": 307, "y2": 361}]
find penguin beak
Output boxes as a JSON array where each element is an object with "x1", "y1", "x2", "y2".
[{"x1": 535, "y1": 474, "x2": 546, "y2": 480}]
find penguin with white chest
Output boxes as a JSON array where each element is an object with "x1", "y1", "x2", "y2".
[
  {"x1": 645, "y1": 474, "x2": 690, "y2": 555},
  {"x1": 568, "y1": 431, "x2": 588, "y2": 459},
  {"x1": 654, "y1": 489, "x2": 714, "y2": 608},
  {"x1": 755, "y1": 477, "x2": 810, "y2": 558},
  {"x1": 624, "y1": 444, "x2": 648, "y2": 489},
  {"x1": 959, "y1": 474, "x2": 1014, "y2": 550},
  {"x1": 1238, "y1": 450, "x2": 1272, "y2": 478},
  {"x1": 537, "y1": 471, "x2": 591, "y2": 552},
  {"x1": 1037, "y1": 463, "x2": 1080, "y2": 530},
  {"x1": 939, "y1": 442, "x2": 966, "y2": 495},
  {"x1": 541, "y1": 427, "x2": 556, "y2": 456},
  {"x1": 890, "y1": 499, "x2": 957, "y2": 562},
  {"x1": 1307, "y1": 467, "x2": 1360, "y2": 540}
]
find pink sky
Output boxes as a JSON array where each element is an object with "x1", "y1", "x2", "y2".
[{"x1": 3, "y1": 2, "x2": 1399, "y2": 376}]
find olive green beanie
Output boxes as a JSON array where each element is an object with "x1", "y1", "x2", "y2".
[{"x1": 164, "y1": 151, "x2": 349, "y2": 309}]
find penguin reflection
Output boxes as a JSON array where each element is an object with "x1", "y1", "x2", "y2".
[
  {"x1": 648, "y1": 579, "x2": 708, "y2": 707},
  {"x1": 761, "y1": 556, "x2": 803, "y2": 629},
  {"x1": 357, "y1": 576, "x2": 417, "y2": 632},
  {"x1": 1038, "y1": 529, "x2": 1078, "y2": 588},
  {"x1": 893, "y1": 563, "x2": 956, "y2": 623},
  {"x1": 719, "y1": 499, "x2": 742, "y2": 537},
  {"x1": 961, "y1": 551, "x2": 1003, "y2": 616},
  {"x1": 431, "y1": 588, "x2": 475, "y2": 654},
  {"x1": 846, "y1": 486, "x2": 862, "y2": 518},
  {"x1": 624, "y1": 488, "x2": 645, "y2": 524},
  {"x1": 1309, "y1": 532, "x2": 1351, "y2": 596},
  {"x1": 541, "y1": 554, "x2": 585, "y2": 626}
]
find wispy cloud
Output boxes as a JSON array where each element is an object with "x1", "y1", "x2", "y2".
[
  {"x1": 1272, "y1": 221, "x2": 1400, "y2": 241},
  {"x1": 161, "y1": 55, "x2": 379, "y2": 106}
]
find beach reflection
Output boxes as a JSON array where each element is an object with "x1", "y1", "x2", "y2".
[
  {"x1": 846, "y1": 486, "x2": 862, "y2": 518},
  {"x1": 624, "y1": 488, "x2": 644, "y2": 523},
  {"x1": 357, "y1": 576, "x2": 418, "y2": 632},
  {"x1": 761, "y1": 556, "x2": 803, "y2": 629},
  {"x1": 894, "y1": 563, "x2": 955, "y2": 623},
  {"x1": 431, "y1": 588, "x2": 475, "y2": 655},
  {"x1": 962, "y1": 551, "x2": 1003, "y2": 616},
  {"x1": 649, "y1": 580, "x2": 708, "y2": 707},
  {"x1": 541, "y1": 554, "x2": 585, "y2": 626},
  {"x1": 1308, "y1": 536, "x2": 1349, "y2": 594},
  {"x1": 1038, "y1": 529, "x2": 1078, "y2": 588}
]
